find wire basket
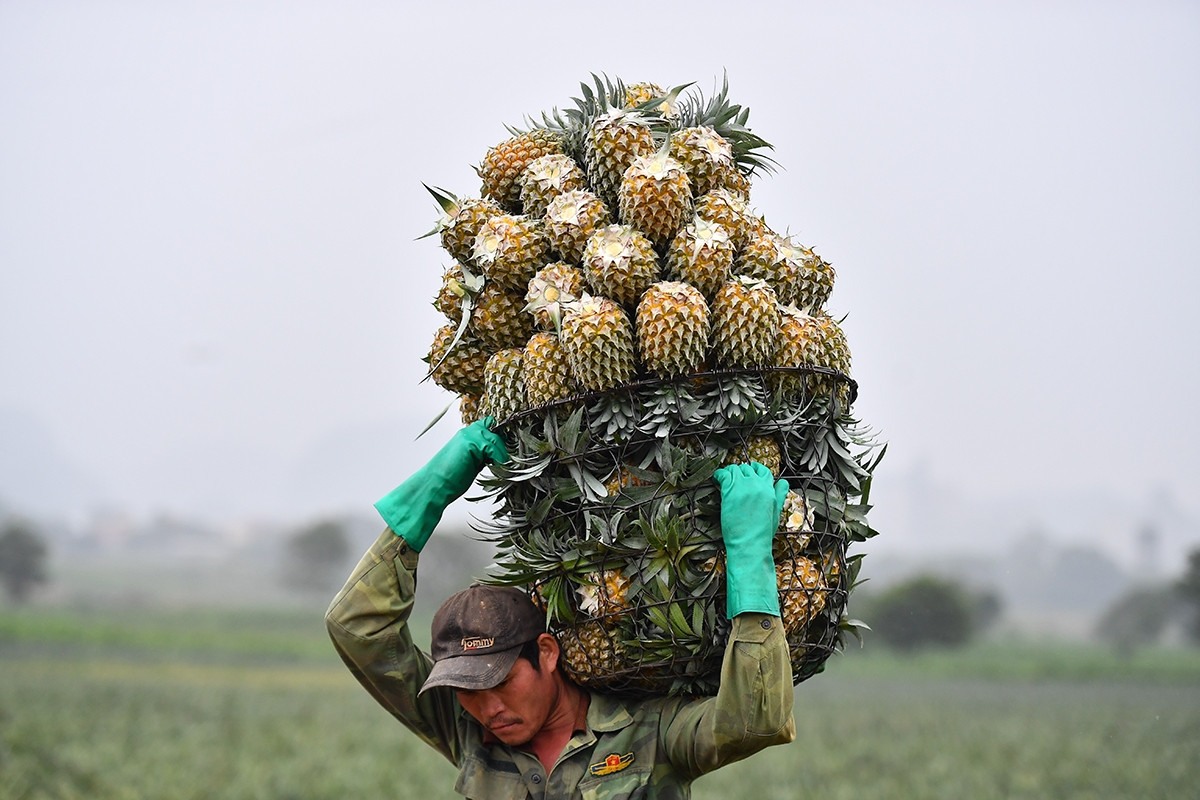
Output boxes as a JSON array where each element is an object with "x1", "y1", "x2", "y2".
[{"x1": 479, "y1": 367, "x2": 874, "y2": 695}]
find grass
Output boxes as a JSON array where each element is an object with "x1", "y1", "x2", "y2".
[{"x1": 2, "y1": 606, "x2": 1198, "y2": 799}]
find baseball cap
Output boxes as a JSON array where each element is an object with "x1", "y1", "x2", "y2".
[{"x1": 419, "y1": 584, "x2": 546, "y2": 695}]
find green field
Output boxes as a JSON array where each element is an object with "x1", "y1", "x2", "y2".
[{"x1": 2, "y1": 606, "x2": 1198, "y2": 799}]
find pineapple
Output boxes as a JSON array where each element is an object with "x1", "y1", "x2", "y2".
[
  {"x1": 665, "y1": 216, "x2": 735, "y2": 299},
  {"x1": 722, "y1": 434, "x2": 783, "y2": 477},
  {"x1": 425, "y1": 187, "x2": 504, "y2": 267},
  {"x1": 580, "y1": 224, "x2": 660, "y2": 308},
  {"x1": 523, "y1": 332, "x2": 576, "y2": 407},
  {"x1": 603, "y1": 463, "x2": 655, "y2": 496},
  {"x1": 721, "y1": 167, "x2": 752, "y2": 199},
  {"x1": 459, "y1": 392, "x2": 484, "y2": 425},
  {"x1": 576, "y1": 568, "x2": 632, "y2": 618},
  {"x1": 776, "y1": 556, "x2": 827, "y2": 635},
  {"x1": 711, "y1": 276, "x2": 780, "y2": 368},
  {"x1": 482, "y1": 348, "x2": 526, "y2": 422},
  {"x1": 543, "y1": 189, "x2": 612, "y2": 264},
  {"x1": 433, "y1": 264, "x2": 467, "y2": 325},
  {"x1": 623, "y1": 81, "x2": 666, "y2": 109},
  {"x1": 795, "y1": 246, "x2": 836, "y2": 314},
  {"x1": 585, "y1": 110, "x2": 656, "y2": 212},
  {"x1": 473, "y1": 214, "x2": 549, "y2": 293},
  {"x1": 737, "y1": 231, "x2": 804, "y2": 307},
  {"x1": 525, "y1": 262, "x2": 584, "y2": 331},
  {"x1": 635, "y1": 281, "x2": 710, "y2": 379},
  {"x1": 560, "y1": 294, "x2": 637, "y2": 391},
  {"x1": 618, "y1": 149, "x2": 693, "y2": 251},
  {"x1": 425, "y1": 324, "x2": 489, "y2": 395},
  {"x1": 743, "y1": 211, "x2": 772, "y2": 242},
  {"x1": 774, "y1": 304, "x2": 824, "y2": 400},
  {"x1": 775, "y1": 305, "x2": 851, "y2": 403},
  {"x1": 812, "y1": 311, "x2": 852, "y2": 406},
  {"x1": 470, "y1": 281, "x2": 534, "y2": 351},
  {"x1": 558, "y1": 620, "x2": 625, "y2": 679},
  {"x1": 780, "y1": 490, "x2": 815, "y2": 534},
  {"x1": 479, "y1": 130, "x2": 563, "y2": 211},
  {"x1": 693, "y1": 189, "x2": 753, "y2": 253},
  {"x1": 519, "y1": 153, "x2": 587, "y2": 219},
  {"x1": 670, "y1": 126, "x2": 735, "y2": 197}
]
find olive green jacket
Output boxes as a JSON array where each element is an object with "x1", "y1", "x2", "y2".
[{"x1": 326, "y1": 529, "x2": 796, "y2": 799}]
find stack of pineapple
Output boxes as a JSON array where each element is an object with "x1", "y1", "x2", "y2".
[{"x1": 421, "y1": 76, "x2": 880, "y2": 695}]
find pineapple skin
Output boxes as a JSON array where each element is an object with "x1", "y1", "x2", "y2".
[
  {"x1": 439, "y1": 196, "x2": 504, "y2": 266},
  {"x1": 665, "y1": 216, "x2": 735, "y2": 300},
  {"x1": 479, "y1": 129, "x2": 564, "y2": 211},
  {"x1": 693, "y1": 189, "x2": 752, "y2": 252},
  {"x1": 585, "y1": 111, "x2": 656, "y2": 212},
  {"x1": 433, "y1": 264, "x2": 466, "y2": 325},
  {"x1": 618, "y1": 153, "x2": 693, "y2": 251},
  {"x1": 525, "y1": 262, "x2": 585, "y2": 331},
  {"x1": 482, "y1": 348, "x2": 527, "y2": 422},
  {"x1": 519, "y1": 153, "x2": 587, "y2": 219},
  {"x1": 425, "y1": 325, "x2": 489, "y2": 396},
  {"x1": 670, "y1": 126, "x2": 735, "y2": 197},
  {"x1": 473, "y1": 214, "x2": 550, "y2": 293},
  {"x1": 560, "y1": 295, "x2": 637, "y2": 391},
  {"x1": 470, "y1": 282, "x2": 534, "y2": 351},
  {"x1": 738, "y1": 232, "x2": 803, "y2": 308},
  {"x1": 523, "y1": 332, "x2": 575, "y2": 407},
  {"x1": 711, "y1": 277, "x2": 781, "y2": 368},
  {"x1": 635, "y1": 281, "x2": 710, "y2": 379},
  {"x1": 581, "y1": 224, "x2": 661, "y2": 309}
]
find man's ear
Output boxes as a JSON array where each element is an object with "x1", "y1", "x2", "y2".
[{"x1": 537, "y1": 632, "x2": 560, "y2": 673}]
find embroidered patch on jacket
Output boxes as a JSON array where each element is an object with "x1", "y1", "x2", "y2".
[{"x1": 589, "y1": 752, "x2": 635, "y2": 776}]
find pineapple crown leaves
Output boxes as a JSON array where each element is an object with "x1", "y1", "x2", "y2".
[
  {"x1": 421, "y1": 265, "x2": 487, "y2": 382},
  {"x1": 588, "y1": 392, "x2": 640, "y2": 443},
  {"x1": 635, "y1": 384, "x2": 703, "y2": 438},
  {"x1": 524, "y1": 277, "x2": 576, "y2": 336},
  {"x1": 510, "y1": 73, "x2": 632, "y2": 164},
  {"x1": 502, "y1": 405, "x2": 609, "y2": 503},
  {"x1": 417, "y1": 183, "x2": 460, "y2": 239},
  {"x1": 699, "y1": 372, "x2": 768, "y2": 426},
  {"x1": 786, "y1": 408, "x2": 883, "y2": 496},
  {"x1": 513, "y1": 74, "x2": 772, "y2": 171},
  {"x1": 674, "y1": 72, "x2": 779, "y2": 176},
  {"x1": 838, "y1": 616, "x2": 871, "y2": 647}
]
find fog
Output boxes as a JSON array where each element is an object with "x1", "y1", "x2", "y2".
[{"x1": 2, "y1": 2, "x2": 1198, "y2": 585}]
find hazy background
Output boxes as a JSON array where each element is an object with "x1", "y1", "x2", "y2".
[{"x1": 2, "y1": 2, "x2": 1198, "y2": 628}]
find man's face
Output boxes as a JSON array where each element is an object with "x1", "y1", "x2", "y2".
[{"x1": 455, "y1": 638, "x2": 558, "y2": 746}]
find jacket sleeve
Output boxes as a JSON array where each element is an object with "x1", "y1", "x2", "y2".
[
  {"x1": 659, "y1": 612, "x2": 796, "y2": 777},
  {"x1": 324, "y1": 528, "x2": 465, "y2": 765}
]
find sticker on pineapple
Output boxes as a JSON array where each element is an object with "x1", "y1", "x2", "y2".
[{"x1": 589, "y1": 752, "x2": 635, "y2": 776}]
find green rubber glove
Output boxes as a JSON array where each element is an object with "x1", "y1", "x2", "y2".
[
  {"x1": 714, "y1": 462, "x2": 789, "y2": 618},
  {"x1": 374, "y1": 418, "x2": 509, "y2": 552}
]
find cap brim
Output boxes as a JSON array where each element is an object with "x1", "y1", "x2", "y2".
[{"x1": 418, "y1": 643, "x2": 523, "y2": 695}]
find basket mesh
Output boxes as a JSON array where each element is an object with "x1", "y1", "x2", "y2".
[{"x1": 480, "y1": 367, "x2": 864, "y2": 695}]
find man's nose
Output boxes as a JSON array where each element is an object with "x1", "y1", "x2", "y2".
[{"x1": 478, "y1": 690, "x2": 505, "y2": 717}]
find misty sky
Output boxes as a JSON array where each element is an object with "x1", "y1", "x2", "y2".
[{"x1": 2, "y1": 2, "x2": 1198, "y2": 554}]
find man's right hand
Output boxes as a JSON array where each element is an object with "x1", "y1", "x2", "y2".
[{"x1": 374, "y1": 418, "x2": 510, "y2": 552}]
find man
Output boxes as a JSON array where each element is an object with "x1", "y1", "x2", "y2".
[{"x1": 326, "y1": 418, "x2": 795, "y2": 799}]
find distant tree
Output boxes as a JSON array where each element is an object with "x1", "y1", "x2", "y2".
[
  {"x1": 1178, "y1": 547, "x2": 1200, "y2": 644},
  {"x1": 1095, "y1": 585, "x2": 1174, "y2": 656},
  {"x1": 0, "y1": 519, "x2": 49, "y2": 603},
  {"x1": 970, "y1": 589, "x2": 1004, "y2": 635},
  {"x1": 870, "y1": 575, "x2": 978, "y2": 651},
  {"x1": 283, "y1": 520, "x2": 350, "y2": 593}
]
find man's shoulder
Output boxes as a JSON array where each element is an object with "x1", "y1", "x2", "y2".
[{"x1": 586, "y1": 689, "x2": 702, "y2": 730}]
